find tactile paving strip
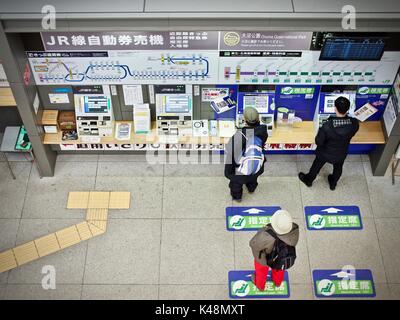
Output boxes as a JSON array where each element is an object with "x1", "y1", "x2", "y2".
[
  {"x1": 88, "y1": 222, "x2": 106, "y2": 236},
  {"x1": 0, "y1": 191, "x2": 130, "y2": 273},
  {"x1": 13, "y1": 241, "x2": 39, "y2": 265},
  {"x1": 0, "y1": 250, "x2": 18, "y2": 273},
  {"x1": 88, "y1": 192, "x2": 110, "y2": 209},
  {"x1": 109, "y1": 192, "x2": 131, "y2": 209},
  {"x1": 67, "y1": 192, "x2": 90, "y2": 209},
  {"x1": 86, "y1": 208, "x2": 108, "y2": 221},
  {"x1": 88, "y1": 220, "x2": 107, "y2": 232},
  {"x1": 35, "y1": 234, "x2": 61, "y2": 257},
  {"x1": 56, "y1": 226, "x2": 82, "y2": 249},
  {"x1": 75, "y1": 221, "x2": 93, "y2": 241}
]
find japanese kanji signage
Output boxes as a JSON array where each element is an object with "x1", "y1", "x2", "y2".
[
  {"x1": 41, "y1": 31, "x2": 219, "y2": 51},
  {"x1": 313, "y1": 269, "x2": 375, "y2": 298},
  {"x1": 229, "y1": 270, "x2": 290, "y2": 299},
  {"x1": 305, "y1": 206, "x2": 363, "y2": 231},
  {"x1": 220, "y1": 31, "x2": 313, "y2": 51},
  {"x1": 226, "y1": 206, "x2": 281, "y2": 231}
]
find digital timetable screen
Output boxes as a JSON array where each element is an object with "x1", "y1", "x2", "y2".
[{"x1": 319, "y1": 37, "x2": 385, "y2": 61}]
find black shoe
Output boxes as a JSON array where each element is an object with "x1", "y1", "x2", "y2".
[
  {"x1": 247, "y1": 186, "x2": 257, "y2": 193},
  {"x1": 328, "y1": 175, "x2": 336, "y2": 191},
  {"x1": 233, "y1": 197, "x2": 242, "y2": 203},
  {"x1": 298, "y1": 172, "x2": 312, "y2": 187}
]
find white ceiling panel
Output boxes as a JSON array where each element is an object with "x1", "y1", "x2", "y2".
[
  {"x1": 0, "y1": 0, "x2": 144, "y2": 13},
  {"x1": 145, "y1": 0, "x2": 293, "y2": 12},
  {"x1": 293, "y1": 0, "x2": 400, "y2": 13}
]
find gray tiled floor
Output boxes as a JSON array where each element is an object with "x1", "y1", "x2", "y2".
[{"x1": 0, "y1": 154, "x2": 399, "y2": 300}]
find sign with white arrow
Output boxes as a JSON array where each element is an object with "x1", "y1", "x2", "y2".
[
  {"x1": 229, "y1": 270, "x2": 290, "y2": 299},
  {"x1": 226, "y1": 206, "x2": 281, "y2": 231},
  {"x1": 313, "y1": 269, "x2": 375, "y2": 298},
  {"x1": 305, "y1": 206, "x2": 363, "y2": 231}
]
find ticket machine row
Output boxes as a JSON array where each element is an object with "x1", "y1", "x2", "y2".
[{"x1": 42, "y1": 84, "x2": 388, "y2": 142}]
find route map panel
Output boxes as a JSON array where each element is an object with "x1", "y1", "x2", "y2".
[{"x1": 27, "y1": 51, "x2": 219, "y2": 85}]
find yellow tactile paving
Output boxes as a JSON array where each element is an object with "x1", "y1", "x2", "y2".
[
  {"x1": 35, "y1": 234, "x2": 61, "y2": 257},
  {"x1": 0, "y1": 191, "x2": 131, "y2": 273},
  {"x1": 0, "y1": 250, "x2": 18, "y2": 273},
  {"x1": 56, "y1": 226, "x2": 82, "y2": 249},
  {"x1": 88, "y1": 192, "x2": 110, "y2": 209},
  {"x1": 13, "y1": 241, "x2": 39, "y2": 265},
  {"x1": 89, "y1": 220, "x2": 107, "y2": 232},
  {"x1": 86, "y1": 208, "x2": 108, "y2": 221},
  {"x1": 75, "y1": 222, "x2": 93, "y2": 241},
  {"x1": 67, "y1": 192, "x2": 90, "y2": 209},
  {"x1": 109, "y1": 192, "x2": 131, "y2": 209},
  {"x1": 88, "y1": 222, "x2": 106, "y2": 236}
]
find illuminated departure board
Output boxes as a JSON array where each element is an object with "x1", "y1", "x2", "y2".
[{"x1": 320, "y1": 37, "x2": 385, "y2": 61}]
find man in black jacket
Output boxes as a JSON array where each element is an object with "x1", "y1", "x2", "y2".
[
  {"x1": 298, "y1": 96, "x2": 359, "y2": 190},
  {"x1": 224, "y1": 107, "x2": 268, "y2": 201}
]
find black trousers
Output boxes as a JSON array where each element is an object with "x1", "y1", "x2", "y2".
[
  {"x1": 304, "y1": 156, "x2": 344, "y2": 186},
  {"x1": 229, "y1": 176, "x2": 258, "y2": 200}
]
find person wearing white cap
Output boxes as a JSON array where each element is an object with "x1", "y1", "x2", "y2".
[{"x1": 249, "y1": 210, "x2": 299, "y2": 290}]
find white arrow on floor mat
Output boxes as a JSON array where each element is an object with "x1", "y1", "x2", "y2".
[
  {"x1": 242, "y1": 208, "x2": 265, "y2": 214},
  {"x1": 321, "y1": 207, "x2": 344, "y2": 214},
  {"x1": 330, "y1": 271, "x2": 353, "y2": 279}
]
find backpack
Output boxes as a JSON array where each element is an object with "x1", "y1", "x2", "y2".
[
  {"x1": 264, "y1": 229, "x2": 296, "y2": 270},
  {"x1": 237, "y1": 132, "x2": 265, "y2": 175}
]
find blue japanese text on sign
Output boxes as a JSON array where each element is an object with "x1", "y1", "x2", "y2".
[
  {"x1": 226, "y1": 206, "x2": 281, "y2": 231},
  {"x1": 313, "y1": 269, "x2": 375, "y2": 298},
  {"x1": 229, "y1": 270, "x2": 290, "y2": 299},
  {"x1": 305, "y1": 206, "x2": 363, "y2": 231}
]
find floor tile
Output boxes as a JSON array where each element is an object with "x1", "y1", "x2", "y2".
[
  {"x1": 264, "y1": 154, "x2": 297, "y2": 162},
  {"x1": 0, "y1": 219, "x2": 20, "y2": 252},
  {"x1": 0, "y1": 273, "x2": 6, "y2": 286},
  {"x1": 22, "y1": 176, "x2": 95, "y2": 219},
  {"x1": 0, "y1": 285, "x2": 5, "y2": 299},
  {"x1": 298, "y1": 162, "x2": 373, "y2": 218},
  {"x1": 95, "y1": 177, "x2": 163, "y2": 219},
  {"x1": 159, "y1": 285, "x2": 227, "y2": 300},
  {"x1": 238, "y1": 177, "x2": 303, "y2": 219},
  {"x1": 7, "y1": 219, "x2": 87, "y2": 284},
  {"x1": 81, "y1": 285, "x2": 158, "y2": 300},
  {"x1": 163, "y1": 177, "x2": 232, "y2": 219},
  {"x1": 160, "y1": 219, "x2": 234, "y2": 285},
  {"x1": 164, "y1": 164, "x2": 225, "y2": 177},
  {"x1": 233, "y1": 219, "x2": 311, "y2": 284},
  {"x1": 389, "y1": 284, "x2": 400, "y2": 299},
  {"x1": 54, "y1": 161, "x2": 98, "y2": 178},
  {"x1": 84, "y1": 219, "x2": 161, "y2": 284},
  {"x1": 98, "y1": 153, "x2": 150, "y2": 162},
  {"x1": 307, "y1": 218, "x2": 387, "y2": 283},
  {"x1": 0, "y1": 162, "x2": 31, "y2": 218},
  {"x1": 375, "y1": 218, "x2": 400, "y2": 283},
  {"x1": 3, "y1": 153, "x2": 33, "y2": 161},
  {"x1": 4, "y1": 284, "x2": 81, "y2": 300},
  {"x1": 297, "y1": 154, "x2": 362, "y2": 162},
  {"x1": 57, "y1": 154, "x2": 99, "y2": 162},
  {"x1": 263, "y1": 161, "x2": 299, "y2": 177},
  {"x1": 97, "y1": 162, "x2": 163, "y2": 177},
  {"x1": 363, "y1": 162, "x2": 400, "y2": 218},
  {"x1": 361, "y1": 154, "x2": 370, "y2": 162}
]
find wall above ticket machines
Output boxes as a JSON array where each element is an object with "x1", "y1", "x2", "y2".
[{"x1": 23, "y1": 30, "x2": 400, "y2": 154}]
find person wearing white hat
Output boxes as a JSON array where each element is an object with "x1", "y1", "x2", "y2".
[{"x1": 249, "y1": 210, "x2": 299, "y2": 290}]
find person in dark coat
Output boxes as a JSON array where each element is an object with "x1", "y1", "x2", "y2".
[
  {"x1": 224, "y1": 107, "x2": 268, "y2": 201},
  {"x1": 299, "y1": 96, "x2": 360, "y2": 190}
]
